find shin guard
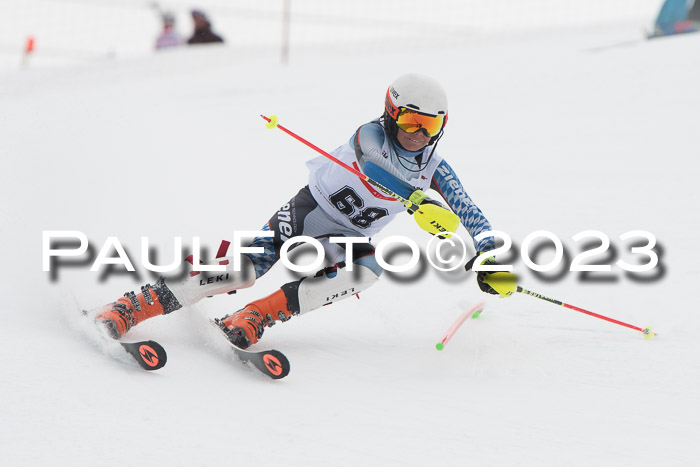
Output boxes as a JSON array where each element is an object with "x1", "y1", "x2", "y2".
[
  {"x1": 283, "y1": 263, "x2": 380, "y2": 315},
  {"x1": 166, "y1": 254, "x2": 257, "y2": 307}
]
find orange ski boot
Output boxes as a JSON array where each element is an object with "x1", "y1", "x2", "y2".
[
  {"x1": 95, "y1": 281, "x2": 181, "y2": 339},
  {"x1": 220, "y1": 288, "x2": 296, "y2": 349}
]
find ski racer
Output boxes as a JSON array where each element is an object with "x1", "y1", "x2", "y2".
[{"x1": 95, "y1": 73, "x2": 513, "y2": 349}]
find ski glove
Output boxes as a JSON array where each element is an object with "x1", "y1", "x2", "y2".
[{"x1": 465, "y1": 252, "x2": 518, "y2": 297}]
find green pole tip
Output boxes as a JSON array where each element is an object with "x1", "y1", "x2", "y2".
[{"x1": 435, "y1": 342, "x2": 444, "y2": 351}]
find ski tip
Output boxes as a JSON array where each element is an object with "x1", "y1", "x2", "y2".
[
  {"x1": 210, "y1": 318, "x2": 290, "y2": 379},
  {"x1": 642, "y1": 327, "x2": 657, "y2": 340},
  {"x1": 122, "y1": 340, "x2": 167, "y2": 370},
  {"x1": 259, "y1": 349, "x2": 290, "y2": 379}
]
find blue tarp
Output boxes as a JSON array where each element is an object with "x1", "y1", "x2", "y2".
[{"x1": 652, "y1": 0, "x2": 699, "y2": 37}]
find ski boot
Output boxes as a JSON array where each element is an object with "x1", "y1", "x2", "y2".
[
  {"x1": 95, "y1": 281, "x2": 181, "y2": 339},
  {"x1": 220, "y1": 289, "x2": 296, "y2": 349}
]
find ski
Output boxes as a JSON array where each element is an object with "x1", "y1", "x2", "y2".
[
  {"x1": 81, "y1": 310, "x2": 167, "y2": 371},
  {"x1": 211, "y1": 318, "x2": 290, "y2": 379},
  {"x1": 117, "y1": 340, "x2": 167, "y2": 370}
]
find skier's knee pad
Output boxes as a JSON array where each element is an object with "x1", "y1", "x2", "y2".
[
  {"x1": 166, "y1": 254, "x2": 257, "y2": 307},
  {"x1": 287, "y1": 263, "x2": 380, "y2": 315}
]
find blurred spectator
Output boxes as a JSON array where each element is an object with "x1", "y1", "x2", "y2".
[
  {"x1": 155, "y1": 12, "x2": 183, "y2": 50},
  {"x1": 187, "y1": 9, "x2": 225, "y2": 45}
]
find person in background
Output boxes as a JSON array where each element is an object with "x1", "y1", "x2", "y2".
[
  {"x1": 155, "y1": 12, "x2": 183, "y2": 50},
  {"x1": 187, "y1": 9, "x2": 225, "y2": 45}
]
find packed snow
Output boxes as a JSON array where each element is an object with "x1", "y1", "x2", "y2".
[{"x1": 1, "y1": 1, "x2": 699, "y2": 466}]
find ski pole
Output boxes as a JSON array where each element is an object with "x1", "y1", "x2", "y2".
[
  {"x1": 515, "y1": 286, "x2": 657, "y2": 339},
  {"x1": 260, "y1": 114, "x2": 460, "y2": 236},
  {"x1": 261, "y1": 115, "x2": 418, "y2": 209}
]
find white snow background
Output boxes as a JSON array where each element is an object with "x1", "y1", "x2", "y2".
[{"x1": 1, "y1": 1, "x2": 699, "y2": 466}]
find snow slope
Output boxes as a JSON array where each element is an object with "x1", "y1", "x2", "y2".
[{"x1": 1, "y1": 2, "x2": 699, "y2": 466}]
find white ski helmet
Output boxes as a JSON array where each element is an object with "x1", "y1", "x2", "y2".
[{"x1": 384, "y1": 73, "x2": 448, "y2": 135}]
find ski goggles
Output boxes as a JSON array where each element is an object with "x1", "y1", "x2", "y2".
[{"x1": 395, "y1": 108, "x2": 445, "y2": 137}]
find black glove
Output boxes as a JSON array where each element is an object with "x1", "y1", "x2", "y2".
[{"x1": 465, "y1": 252, "x2": 500, "y2": 295}]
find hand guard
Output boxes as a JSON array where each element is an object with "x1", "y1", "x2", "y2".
[
  {"x1": 465, "y1": 252, "x2": 518, "y2": 297},
  {"x1": 405, "y1": 189, "x2": 430, "y2": 214},
  {"x1": 406, "y1": 189, "x2": 460, "y2": 238}
]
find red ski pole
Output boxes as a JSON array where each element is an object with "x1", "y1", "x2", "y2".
[
  {"x1": 260, "y1": 114, "x2": 416, "y2": 207},
  {"x1": 515, "y1": 286, "x2": 657, "y2": 338}
]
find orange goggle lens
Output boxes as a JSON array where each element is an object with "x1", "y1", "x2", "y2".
[{"x1": 395, "y1": 109, "x2": 445, "y2": 137}]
